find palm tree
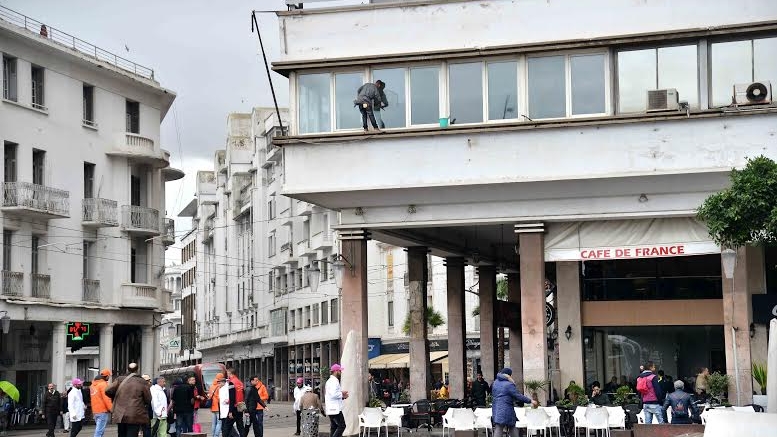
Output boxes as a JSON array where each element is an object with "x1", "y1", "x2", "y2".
[
  {"x1": 402, "y1": 305, "x2": 445, "y2": 335},
  {"x1": 472, "y1": 278, "x2": 509, "y2": 369}
]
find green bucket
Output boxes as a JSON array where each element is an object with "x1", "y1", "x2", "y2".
[{"x1": 439, "y1": 117, "x2": 449, "y2": 128}]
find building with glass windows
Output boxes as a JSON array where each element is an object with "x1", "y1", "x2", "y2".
[{"x1": 273, "y1": 0, "x2": 777, "y2": 405}]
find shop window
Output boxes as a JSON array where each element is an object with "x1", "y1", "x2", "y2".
[
  {"x1": 487, "y1": 61, "x2": 519, "y2": 120},
  {"x1": 410, "y1": 66, "x2": 440, "y2": 125},
  {"x1": 335, "y1": 72, "x2": 363, "y2": 130},
  {"x1": 372, "y1": 67, "x2": 406, "y2": 128},
  {"x1": 710, "y1": 37, "x2": 777, "y2": 107},
  {"x1": 298, "y1": 73, "x2": 331, "y2": 134},
  {"x1": 449, "y1": 62, "x2": 483, "y2": 124},
  {"x1": 618, "y1": 45, "x2": 698, "y2": 112}
]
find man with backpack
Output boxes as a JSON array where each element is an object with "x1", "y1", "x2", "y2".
[
  {"x1": 636, "y1": 362, "x2": 664, "y2": 424},
  {"x1": 663, "y1": 380, "x2": 698, "y2": 424}
]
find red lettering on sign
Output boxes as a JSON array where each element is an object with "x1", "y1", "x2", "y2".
[{"x1": 582, "y1": 245, "x2": 687, "y2": 260}]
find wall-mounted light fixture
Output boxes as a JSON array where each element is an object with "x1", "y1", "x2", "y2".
[
  {"x1": 638, "y1": 193, "x2": 649, "y2": 203},
  {"x1": 565, "y1": 325, "x2": 572, "y2": 341},
  {"x1": 0, "y1": 311, "x2": 10, "y2": 335},
  {"x1": 308, "y1": 254, "x2": 353, "y2": 293}
]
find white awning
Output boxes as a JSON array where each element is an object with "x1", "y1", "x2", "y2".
[{"x1": 544, "y1": 218, "x2": 720, "y2": 261}]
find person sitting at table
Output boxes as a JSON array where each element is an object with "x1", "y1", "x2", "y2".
[
  {"x1": 589, "y1": 382, "x2": 609, "y2": 406},
  {"x1": 605, "y1": 376, "x2": 620, "y2": 393}
]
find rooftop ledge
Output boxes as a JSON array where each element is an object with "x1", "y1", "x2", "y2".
[{"x1": 272, "y1": 105, "x2": 777, "y2": 146}]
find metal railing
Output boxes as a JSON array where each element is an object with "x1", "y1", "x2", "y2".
[
  {"x1": 32, "y1": 273, "x2": 50, "y2": 298},
  {"x1": 1, "y1": 271, "x2": 23, "y2": 297},
  {"x1": 0, "y1": 5, "x2": 154, "y2": 80},
  {"x1": 82, "y1": 279, "x2": 100, "y2": 302},
  {"x1": 82, "y1": 198, "x2": 118, "y2": 225},
  {"x1": 2, "y1": 182, "x2": 70, "y2": 216},
  {"x1": 121, "y1": 205, "x2": 160, "y2": 232}
]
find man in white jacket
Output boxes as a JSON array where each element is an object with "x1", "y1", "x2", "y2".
[
  {"x1": 67, "y1": 379, "x2": 85, "y2": 437},
  {"x1": 324, "y1": 364, "x2": 349, "y2": 437},
  {"x1": 150, "y1": 378, "x2": 168, "y2": 437}
]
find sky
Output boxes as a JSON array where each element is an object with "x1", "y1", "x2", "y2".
[{"x1": 1, "y1": 0, "x2": 362, "y2": 263}]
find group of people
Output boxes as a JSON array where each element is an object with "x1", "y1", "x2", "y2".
[{"x1": 367, "y1": 374, "x2": 401, "y2": 406}]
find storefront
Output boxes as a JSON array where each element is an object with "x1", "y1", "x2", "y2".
[{"x1": 275, "y1": 339, "x2": 339, "y2": 401}]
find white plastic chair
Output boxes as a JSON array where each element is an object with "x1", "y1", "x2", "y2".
[
  {"x1": 605, "y1": 407, "x2": 625, "y2": 430},
  {"x1": 584, "y1": 406, "x2": 610, "y2": 437},
  {"x1": 473, "y1": 408, "x2": 493, "y2": 437},
  {"x1": 452, "y1": 408, "x2": 476, "y2": 432},
  {"x1": 359, "y1": 407, "x2": 387, "y2": 437},
  {"x1": 541, "y1": 407, "x2": 561, "y2": 437},
  {"x1": 636, "y1": 409, "x2": 645, "y2": 424},
  {"x1": 572, "y1": 406, "x2": 587, "y2": 437},
  {"x1": 525, "y1": 408, "x2": 549, "y2": 437},
  {"x1": 383, "y1": 407, "x2": 405, "y2": 437},
  {"x1": 514, "y1": 407, "x2": 528, "y2": 430},
  {"x1": 441, "y1": 408, "x2": 457, "y2": 437},
  {"x1": 666, "y1": 406, "x2": 672, "y2": 424}
]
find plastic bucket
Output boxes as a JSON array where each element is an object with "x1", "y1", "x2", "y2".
[{"x1": 439, "y1": 117, "x2": 449, "y2": 128}]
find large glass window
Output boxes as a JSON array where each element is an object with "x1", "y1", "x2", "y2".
[
  {"x1": 298, "y1": 73, "x2": 331, "y2": 134},
  {"x1": 710, "y1": 37, "x2": 777, "y2": 107},
  {"x1": 410, "y1": 66, "x2": 439, "y2": 125},
  {"x1": 372, "y1": 68, "x2": 406, "y2": 128},
  {"x1": 618, "y1": 45, "x2": 698, "y2": 112},
  {"x1": 335, "y1": 72, "x2": 363, "y2": 130},
  {"x1": 571, "y1": 54, "x2": 606, "y2": 115},
  {"x1": 449, "y1": 62, "x2": 483, "y2": 124},
  {"x1": 528, "y1": 56, "x2": 566, "y2": 119},
  {"x1": 487, "y1": 61, "x2": 519, "y2": 120}
]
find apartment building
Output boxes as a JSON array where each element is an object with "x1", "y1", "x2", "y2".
[
  {"x1": 0, "y1": 6, "x2": 180, "y2": 404},
  {"x1": 160, "y1": 265, "x2": 184, "y2": 370},
  {"x1": 274, "y1": 0, "x2": 777, "y2": 405}
]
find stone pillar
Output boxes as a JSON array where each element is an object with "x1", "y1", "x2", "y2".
[
  {"x1": 446, "y1": 257, "x2": 467, "y2": 399},
  {"x1": 99, "y1": 324, "x2": 114, "y2": 375},
  {"x1": 722, "y1": 247, "x2": 754, "y2": 406},
  {"x1": 517, "y1": 228, "x2": 548, "y2": 404},
  {"x1": 51, "y1": 322, "x2": 67, "y2": 389},
  {"x1": 141, "y1": 325, "x2": 155, "y2": 375},
  {"x1": 339, "y1": 230, "x2": 369, "y2": 436},
  {"x1": 478, "y1": 266, "x2": 497, "y2": 382},
  {"x1": 407, "y1": 246, "x2": 430, "y2": 402},
  {"x1": 507, "y1": 273, "x2": 523, "y2": 383},
  {"x1": 556, "y1": 262, "x2": 584, "y2": 389}
]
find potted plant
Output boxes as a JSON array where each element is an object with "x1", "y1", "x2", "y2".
[
  {"x1": 563, "y1": 382, "x2": 586, "y2": 405},
  {"x1": 613, "y1": 385, "x2": 636, "y2": 406},
  {"x1": 753, "y1": 362, "x2": 767, "y2": 409},
  {"x1": 524, "y1": 379, "x2": 550, "y2": 408},
  {"x1": 706, "y1": 372, "x2": 730, "y2": 406}
]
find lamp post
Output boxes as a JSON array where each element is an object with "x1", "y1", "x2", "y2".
[{"x1": 721, "y1": 248, "x2": 741, "y2": 406}]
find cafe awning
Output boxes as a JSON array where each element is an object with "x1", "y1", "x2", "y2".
[{"x1": 369, "y1": 351, "x2": 448, "y2": 369}]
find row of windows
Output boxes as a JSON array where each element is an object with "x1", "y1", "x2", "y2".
[
  {"x1": 181, "y1": 239, "x2": 197, "y2": 264},
  {"x1": 289, "y1": 298, "x2": 339, "y2": 331},
  {"x1": 182, "y1": 266, "x2": 196, "y2": 289},
  {"x1": 296, "y1": 36, "x2": 777, "y2": 134}
]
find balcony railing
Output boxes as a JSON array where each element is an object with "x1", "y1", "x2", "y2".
[
  {"x1": 82, "y1": 198, "x2": 118, "y2": 226},
  {"x1": 162, "y1": 218, "x2": 175, "y2": 245},
  {"x1": 32, "y1": 273, "x2": 50, "y2": 298},
  {"x1": 124, "y1": 133, "x2": 155, "y2": 154},
  {"x1": 2, "y1": 182, "x2": 70, "y2": 217},
  {"x1": 82, "y1": 279, "x2": 100, "y2": 302},
  {"x1": 1, "y1": 271, "x2": 23, "y2": 297},
  {"x1": 121, "y1": 205, "x2": 160, "y2": 234},
  {"x1": 120, "y1": 283, "x2": 158, "y2": 309}
]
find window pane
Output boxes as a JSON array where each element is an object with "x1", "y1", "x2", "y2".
[
  {"x1": 658, "y1": 45, "x2": 698, "y2": 108},
  {"x1": 410, "y1": 66, "x2": 439, "y2": 125},
  {"x1": 528, "y1": 56, "x2": 566, "y2": 119},
  {"x1": 335, "y1": 72, "x2": 363, "y2": 130},
  {"x1": 571, "y1": 54, "x2": 606, "y2": 115},
  {"x1": 298, "y1": 73, "x2": 331, "y2": 134},
  {"x1": 487, "y1": 61, "x2": 519, "y2": 120},
  {"x1": 710, "y1": 40, "x2": 752, "y2": 107},
  {"x1": 617, "y1": 49, "x2": 657, "y2": 113},
  {"x1": 372, "y1": 68, "x2": 406, "y2": 128},
  {"x1": 449, "y1": 62, "x2": 483, "y2": 124},
  {"x1": 754, "y1": 37, "x2": 777, "y2": 85}
]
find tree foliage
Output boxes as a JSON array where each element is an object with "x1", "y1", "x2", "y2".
[
  {"x1": 697, "y1": 156, "x2": 777, "y2": 248},
  {"x1": 402, "y1": 305, "x2": 445, "y2": 335},
  {"x1": 472, "y1": 277, "x2": 509, "y2": 316}
]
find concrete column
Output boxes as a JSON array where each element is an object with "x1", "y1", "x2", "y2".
[
  {"x1": 507, "y1": 273, "x2": 523, "y2": 383},
  {"x1": 407, "y1": 246, "x2": 430, "y2": 402},
  {"x1": 339, "y1": 230, "x2": 369, "y2": 436},
  {"x1": 478, "y1": 266, "x2": 497, "y2": 382},
  {"x1": 445, "y1": 257, "x2": 467, "y2": 400},
  {"x1": 141, "y1": 325, "x2": 155, "y2": 375},
  {"x1": 518, "y1": 230, "x2": 548, "y2": 404},
  {"x1": 51, "y1": 322, "x2": 67, "y2": 389},
  {"x1": 99, "y1": 324, "x2": 114, "y2": 375},
  {"x1": 722, "y1": 247, "x2": 754, "y2": 406},
  {"x1": 556, "y1": 261, "x2": 584, "y2": 389}
]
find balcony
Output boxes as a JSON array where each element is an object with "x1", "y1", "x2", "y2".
[
  {"x1": 203, "y1": 216, "x2": 214, "y2": 240},
  {"x1": 107, "y1": 133, "x2": 168, "y2": 167},
  {"x1": 121, "y1": 205, "x2": 160, "y2": 235},
  {"x1": 312, "y1": 231, "x2": 334, "y2": 250},
  {"x1": 82, "y1": 198, "x2": 118, "y2": 227},
  {"x1": 31, "y1": 273, "x2": 50, "y2": 299},
  {"x1": 279, "y1": 242, "x2": 297, "y2": 266},
  {"x1": 160, "y1": 288, "x2": 173, "y2": 313},
  {"x1": 82, "y1": 279, "x2": 100, "y2": 303},
  {"x1": 1, "y1": 271, "x2": 23, "y2": 297},
  {"x1": 162, "y1": 218, "x2": 175, "y2": 246},
  {"x1": 295, "y1": 200, "x2": 313, "y2": 216},
  {"x1": 120, "y1": 283, "x2": 158, "y2": 309},
  {"x1": 297, "y1": 239, "x2": 317, "y2": 257},
  {"x1": 2, "y1": 182, "x2": 70, "y2": 218},
  {"x1": 265, "y1": 126, "x2": 288, "y2": 163}
]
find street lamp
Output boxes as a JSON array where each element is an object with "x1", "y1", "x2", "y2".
[
  {"x1": 721, "y1": 248, "x2": 737, "y2": 279},
  {"x1": 0, "y1": 311, "x2": 10, "y2": 335},
  {"x1": 721, "y1": 247, "x2": 741, "y2": 406},
  {"x1": 307, "y1": 255, "x2": 352, "y2": 293}
]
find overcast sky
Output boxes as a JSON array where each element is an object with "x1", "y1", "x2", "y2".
[{"x1": 2, "y1": 0, "x2": 362, "y2": 262}]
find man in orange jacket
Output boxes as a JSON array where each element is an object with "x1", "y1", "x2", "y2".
[
  {"x1": 245, "y1": 377, "x2": 269, "y2": 437},
  {"x1": 90, "y1": 369, "x2": 113, "y2": 437}
]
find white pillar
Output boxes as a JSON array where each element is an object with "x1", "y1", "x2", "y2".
[
  {"x1": 99, "y1": 324, "x2": 114, "y2": 375},
  {"x1": 141, "y1": 325, "x2": 155, "y2": 375},
  {"x1": 51, "y1": 322, "x2": 67, "y2": 389}
]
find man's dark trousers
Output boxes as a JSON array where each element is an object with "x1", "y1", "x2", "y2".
[
  {"x1": 250, "y1": 410, "x2": 264, "y2": 437},
  {"x1": 358, "y1": 104, "x2": 379, "y2": 130},
  {"x1": 329, "y1": 412, "x2": 346, "y2": 437},
  {"x1": 46, "y1": 413, "x2": 59, "y2": 437}
]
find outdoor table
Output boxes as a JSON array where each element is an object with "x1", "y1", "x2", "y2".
[{"x1": 391, "y1": 403, "x2": 413, "y2": 428}]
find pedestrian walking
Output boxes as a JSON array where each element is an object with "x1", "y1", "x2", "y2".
[
  {"x1": 141, "y1": 375, "x2": 154, "y2": 437},
  {"x1": 105, "y1": 363, "x2": 153, "y2": 437},
  {"x1": 43, "y1": 383, "x2": 63, "y2": 437},
  {"x1": 217, "y1": 377, "x2": 236, "y2": 437},
  {"x1": 91, "y1": 370, "x2": 113, "y2": 437},
  {"x1": 225, "y1": 368, "x2": 246, "y2": 437},
  {"x1": 171, "y1": 376, "x2": 195, "y2": 437},
  {"x1": 471, "y1": 372, "x2": 490, "y2": 407},
  {"x1": 299, "y1": 387, "x2": 323, "y2": 437},
  {"x1": 324, "y1": 364, "x2": 349, "y2": 437},
  {"x1": 151, "y1": 378, "x2": 169, "y2": 437},
  {"x1": 636, "y1": 362, "x2": 664, "y2": 424},
  {"x1": 245, "y1": 377, "x2": 269, "y2": 437},
  {"x1": 207, "y1": 374, "x2": 224, "y2": 437},
  {"x1": 491, "y1": 369, "x2": 535, "y2": 437},
  {"x1": 68, "y1": 379, "x2": 85, "y2": 437},
  {"x1": 292, "y1": 378, "x2": 307, "y2": 436}
]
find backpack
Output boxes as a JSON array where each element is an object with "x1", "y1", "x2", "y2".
[{"x1": 636, "y1": 375, "x2": 652, "y2": 395}]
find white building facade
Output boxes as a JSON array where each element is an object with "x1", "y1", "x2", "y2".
[
  {"x1": 0, "y1": 6, "x2": 181, "y2": 405},
  {"x1": 160, "y1": 265, "x2": 184, "y2": 370}
]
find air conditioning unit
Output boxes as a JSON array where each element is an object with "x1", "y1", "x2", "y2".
[
  {"x1": 646, "y1": 89, "x2": 680, "y2": 112},
  {"x1": 734, "y1": 81, "x2": 772, "y2": 105}
]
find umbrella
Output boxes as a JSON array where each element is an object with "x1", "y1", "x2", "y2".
[{"x1": 0, "y1": 380, "x2": 19, "y2": 403}]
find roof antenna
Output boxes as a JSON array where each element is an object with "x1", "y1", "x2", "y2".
[{"x1": 251, "y1": 11, "x2": 284, "y2": 133}]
